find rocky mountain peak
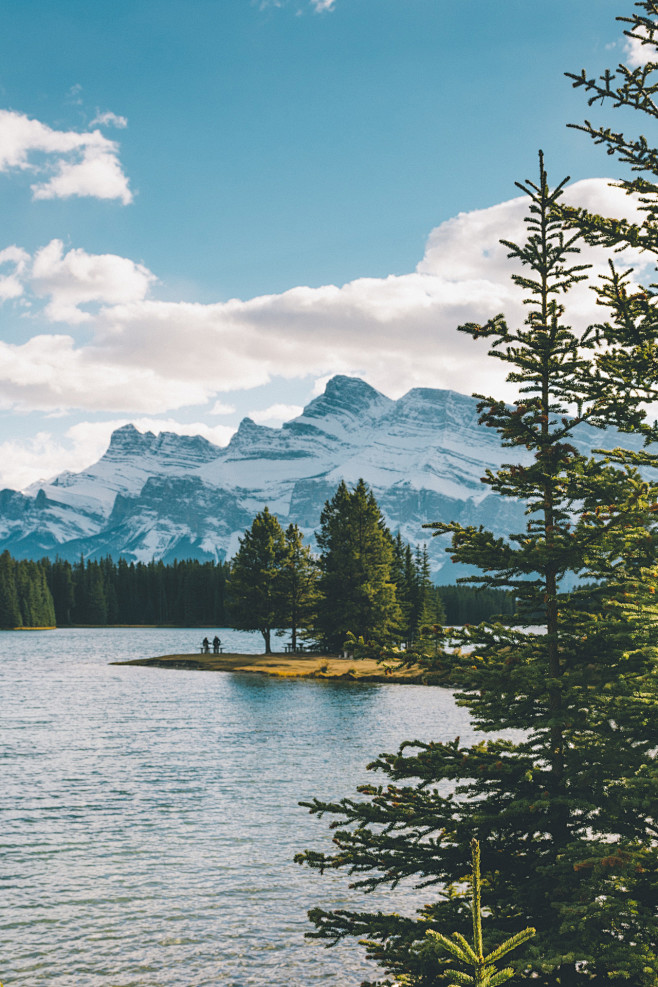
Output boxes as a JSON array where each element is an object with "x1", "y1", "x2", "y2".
[
  {"x1": 105, "y1": 424, "x2": 157, "y2": 459},
  {"x1": 150, "y1": 431, "x2": 220, "y2": 464},
  {"x1": 321, "y1": 374, "x2": 389, "y2": 410},
  {"x1": 298, "y1": 375, "x2": 392, "y2": 432},
  {"x1": 391, "y1": 387, "x2": 484, "y2": 429}
]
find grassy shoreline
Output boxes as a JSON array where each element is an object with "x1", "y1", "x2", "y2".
[{"x1": 113, "y1": 651, "x2": 446, "y2": 685}]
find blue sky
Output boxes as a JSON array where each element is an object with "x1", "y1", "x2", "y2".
[{"x1": 0, "y1": 0, "x2": 646, "y2": 487}]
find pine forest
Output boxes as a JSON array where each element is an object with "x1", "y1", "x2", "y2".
[{"x1": 0, "y1": 504, "x2": 512, "y2": 632}]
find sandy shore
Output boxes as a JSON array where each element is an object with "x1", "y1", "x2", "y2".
[{"x1": 112, "y1": 652, "x2": 446, "y2": 684}]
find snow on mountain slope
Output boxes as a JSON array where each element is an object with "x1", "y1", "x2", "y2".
[
  {"x1": 0, "y1": 375, "x2": 647, "y2": 577},
  {"x1": 26, "y1": 425, "x2": 222, "y2": 519}
]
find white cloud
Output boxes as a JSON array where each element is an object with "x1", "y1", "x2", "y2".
[
  {"x1": 30, "y1": 239, "x2": 156, "y2": 323},
  {"x1": 210, "y1": 400, "x2": 236, "y2": 415},
  {"x1": 260, "y1": 0, "x2": 335, "y2": 11},
  {"x1": 0, "y1": 109, "x2": 132, "y2": 203},
  {"x1": 623, "y1": 23, "x2": 658, "y2": 68},
  {"x1": 0, "y1": 245, "x2": 30, "y2": 301},
  {"x1": 0, "y1": 177, "x2": 650, "y2": 418},
  {"x1": 32, "y1": 143, "x2": 133, "y2": 203},
  {"x1": 248, "y1": 403, "x2": 304, "y2": 424},
  {"x1": 0, "y1": 334, "x2": 202, "y2": 413},
  {"x1": 90, "y1": 110, "x2": 128, "y2": 129},
  {"x1": 0, "y1": 432, "x2": 75, "y2": 491}
]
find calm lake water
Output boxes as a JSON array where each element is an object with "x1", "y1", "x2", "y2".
[{"x1": 1, "y1": 627, "x2": 479, "y2": 986}]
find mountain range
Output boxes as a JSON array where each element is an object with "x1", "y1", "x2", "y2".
[{"x1": 0, "y1": 375, "x2": 642, "y2": 580}]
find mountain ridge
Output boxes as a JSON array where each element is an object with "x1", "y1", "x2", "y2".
[{"x1": 0, "y1": 375, "x2": 644, "y2": 578}]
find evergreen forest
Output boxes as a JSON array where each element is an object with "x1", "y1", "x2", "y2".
[
  {"x1": 0, "y1": 551, "x2": 56, "y2": 629},
  {"x1": 0, "y1": 511, "x2": 512, "y2": 632}
]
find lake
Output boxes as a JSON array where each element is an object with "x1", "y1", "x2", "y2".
[{"x1": 1, "y1": 627, "x2": 479, "y2": 986}]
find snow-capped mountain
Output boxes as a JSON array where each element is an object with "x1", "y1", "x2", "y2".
[{"x1": 0, "y1": 375, "x2": 644, "y2": 579}]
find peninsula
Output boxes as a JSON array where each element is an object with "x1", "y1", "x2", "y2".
[{"x1": 113, "y1": 652, "x2": 445, "y2": 684}]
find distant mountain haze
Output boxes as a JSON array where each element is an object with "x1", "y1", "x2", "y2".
[{"x1": 0, "y1": 376, "x2": 644, "y2": 580}]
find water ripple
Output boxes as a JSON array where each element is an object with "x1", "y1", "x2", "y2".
[{"x1": 1, "y1": 628, "x2": 476, "y2": 986}]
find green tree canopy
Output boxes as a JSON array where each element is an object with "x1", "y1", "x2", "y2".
[
  {"x1": 228, "y1": 506, "x2": 287, "y2": 653},
  {"x1": 0, "y1": 550, "x2": 22, "y2": 629},
  {"x1": 0, "y1": 552, "x2": 56, "y2": 628},
  {"x1": 314, "y1": 479, "x2": 402, "y2": 652},
  {"x1": 280, "y1": 522, "x2": 318, "y2": 650}
]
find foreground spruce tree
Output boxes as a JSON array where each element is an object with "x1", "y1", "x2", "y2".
[{"x1": 296, "y1": 158, "x2": 658, "y2": 986}]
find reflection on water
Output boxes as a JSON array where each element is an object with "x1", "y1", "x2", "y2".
[{"x1": 1, "y1": 628, "x2": 478, "y2": 986}]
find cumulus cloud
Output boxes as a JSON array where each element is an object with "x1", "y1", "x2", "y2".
[
  {"x1": 30, "y1": 239, "x2": 156, "y2": 323},
  {"x1": 0, "y1": 177, "x2": 651, "y2": 418},
  {"x1": 0, "y1": 334, "x2": 202, "y2": 413},
  {"x1": 248, "y1": 403, "x2": 304, "y2": 424},
  {"x1": 621, "y1": 20, "x2": 658, "y2": 68},
  {"x1": 0, "y1": 245, "x2": 30, "y2": 301},
  {"x1": 210, "y1": 400, "x2": 236, "y2": 415},
  {"x1": 90, "y1": 110, "x2": 128, "y2": 129},
  {"x1": 0, "y1": 109, "x2": 132, "y2": 203},
  {"x1": 0, "y1": 432, "x2": 74, "y2": 491}
]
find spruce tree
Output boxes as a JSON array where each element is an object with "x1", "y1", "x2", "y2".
[
  {"x1": 0, "y1": 554, "x2": 56, "y2": 628},
  {"x1": 390, "y1": 533, "x2": 413, "y2": 640},
  {"x1": 23, "y1": 562, "x2": 56, "y2": 627},
  {"x1": 280, "y1": 523, "x2": 318, "y2": 650},
  {"x1": 297, "y1": 159, "x2": 658, "y2": 986},
  {"x1": 410, "y1": 546, "x2": 443, "y2": 640},
  {"x1": 228, "y1": 507, "x2": 287, "y2": 653},
  {"x1": 314, "y1": 479, "x2": 402, "y2": 652}
]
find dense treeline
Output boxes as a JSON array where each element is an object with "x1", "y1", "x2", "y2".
[
  {"x1": 39, "y1": 556, "x2": 230, "y2": 627},
  {"x1": 0, "y1": 550, "x2": 56, "y2": 628},
  {"x1": 0, "y1": 542, "x2": 511, "y2": 631},
  {"x1": 436, "y1": 583, "x2": 514, "y2": 625},
  {"x1": 227, "y1": 480, "x2": 514, "y2": 651},
  {"x1": 228, "y1": 490, "x2": 450, "y2": 653}
]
